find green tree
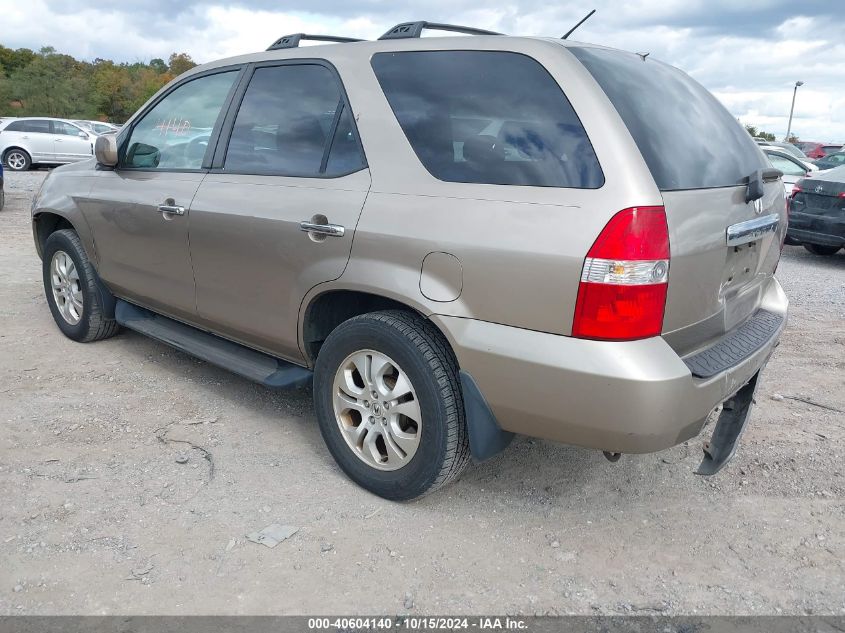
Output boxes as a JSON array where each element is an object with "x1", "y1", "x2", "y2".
[{"x1": 167, "y1": 52, "x2": 196, "y2": 76}]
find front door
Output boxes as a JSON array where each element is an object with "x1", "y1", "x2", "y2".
[
  {"x1": 188, "y1": 62, "x2": 370, "y2": 361},
  {"x1": 51, "y1": 120, "x2": 94, "y2": 163},
  {"x1": 83, "y1": 69, "x2": 241, "y2": 321}
]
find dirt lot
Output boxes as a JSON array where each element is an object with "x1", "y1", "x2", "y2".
[{"x1": 1, "y1": 169, "x2": 844, "y2": 616}]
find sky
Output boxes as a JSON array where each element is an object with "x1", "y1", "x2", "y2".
[{"x1": 1, "y1": 0, "x2": 843, "y2": 142}]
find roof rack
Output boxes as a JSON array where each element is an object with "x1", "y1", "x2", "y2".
[
  {"x1": 266, "y1": 33, "x2": 363, "y2": 51},
  {"x1": 379, "y1": 21, "x2": 503, "y2": 40}
]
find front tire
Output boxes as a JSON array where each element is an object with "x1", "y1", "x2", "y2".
[
  {"x1": 803, "y1": 243, "x2": 840, "y2": 256},
  {"x1": 42, "y1": 229, "x2": 120, "y2": 342},
  {"x1": 313, "y1": 310, "x2": 470, "y2": 501},
  {"x1": 4, "y1": 148, "x2": 31, "y2": 171}
]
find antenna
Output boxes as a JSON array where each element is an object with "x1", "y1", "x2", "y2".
[{"x1": 561, "y1": 9, "x2": 596, "y2": 39}]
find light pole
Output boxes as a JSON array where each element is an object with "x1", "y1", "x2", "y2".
[{"x1": 784, "y1": 80, "x2": 803, "y2": 142}]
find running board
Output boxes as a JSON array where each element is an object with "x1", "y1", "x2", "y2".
[{"x1": 115, "y1": 300, "x2": 312, "y2": 389}]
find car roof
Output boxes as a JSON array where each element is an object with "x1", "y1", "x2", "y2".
[{"x1": 189, "y1": 34, "x2": 606, "y2": 75}]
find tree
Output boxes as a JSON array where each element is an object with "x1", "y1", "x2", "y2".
[
  {"x1": 167, "y1": 52, "x2": 196, "y2": 76},
  {"x1": 0, "y1": 46, "x2": 193, "y2": 122},
  {"x1": 744, "y1": 124, "x2": 775, "y2": 141}
]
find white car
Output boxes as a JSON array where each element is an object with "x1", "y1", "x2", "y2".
[
  {"x1": 762, "y1": 147, "x2": 813, "y2": 194},
  {"x1": 0, "y1": 117, "x2": 95, "y2": 171},
  {"x1": 74, "y1": 120, "x2": 120, "y2": 135}
]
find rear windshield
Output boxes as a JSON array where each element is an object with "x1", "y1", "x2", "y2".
[
  {"x1": 570, "y1": 46, "x2": 766, "y2": 191},
  {"x1": 371, "y1": 51, "x2": 603, "y2": 189}
]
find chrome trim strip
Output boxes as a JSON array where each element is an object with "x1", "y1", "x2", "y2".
[{"x1": 726, "y1": 213, "x2": 779, "y2": 246}]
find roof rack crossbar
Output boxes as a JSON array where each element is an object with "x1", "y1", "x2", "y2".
[
  {"x1": 378, "y1": 21, "x2": 503, "y2": 40},
  {"x1": 266, "y1": 33, "x2": 363, "y2": 51}
]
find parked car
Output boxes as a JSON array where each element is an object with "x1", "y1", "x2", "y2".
[
  {"x1": 788, "y1": 165, "x2": 845, "y2": 256},
  {"x1": 73, "y1": 120, "x2": 120, "y2": 135},
  {"x1": 812, "y1": 151, "x2": 845, "y2": 171},
  {"x1": 758, "y1": 141, "x2": 811, "y2": 161},
  {"x1": 29, "y1": 26, "x2": 788, "y2": 500},
  {"x1": 0, "y1": 117, "x2": 95, "y2": 171},
  {"x1": 762, "y1": 148, "x2": 812, "y2": 194},
  {"x1": 798, "y1": 142, "x2": 843, "y2": 160},
  {"x1": 759, "y1": 145, "x2": 817, "y2": 173}
]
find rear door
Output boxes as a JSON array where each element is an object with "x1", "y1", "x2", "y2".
[
  {"x1": 84, "y1": 68, "x2": 241, "y2": 321},
  {"x1": 188, "y1": 61, "x2": 369, "y2": 362},
  {"x1": 14, "y1": 119, "x2": 55, "y2": 160},
  {"x1": 571, "y1": 47, "x2": 786, "y2": 354}
]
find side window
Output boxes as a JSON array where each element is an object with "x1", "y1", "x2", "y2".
[
  {"x1": 224, "y1": 64, "x2": 364, "y2": 177},
  {"x1": 767, "y1": 154, "x2": 805, "y2": 176},
  {"x1": 371, "y1": 51, "x2": 603, "y2": 188},
  {"x1": 19, "y1": 120, "x2": 52, "y2": 133},
  {"x1": 124, "y1": 70, "x2": 238, "y2": 170},
  {"x1": 53, "y1": 121, "x2": 85, "y2": 136},
  {"x1": 5, "y1": 120, "x2": 26, "y2": 132}
]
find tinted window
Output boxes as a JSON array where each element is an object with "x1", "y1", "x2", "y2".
[
  {"x1": 124, "y1": 71, "x2": 237, "y2": 170},
  {"x1": 570, "y1": 47, "x2": 767, "y2": 190},
  {"x1": 371, "y1": 51, "x2": 603, "y2": 188},
  {"x1": 7, "y1": 120, "x2": 51, "y2": 133},
  {"x1": 224, "y1": 65, "x2": 363, "y2": 177},
  {"x1": 765, "y1": 153, "x2": 805, "y2": 177},
  {"x1": 822, "y1": 145, "x2": 843, "y2": 155}
]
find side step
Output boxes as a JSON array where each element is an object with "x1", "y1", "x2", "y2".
[{"x1": 115, "y1": 300, "x2": 312, "y2": 389}]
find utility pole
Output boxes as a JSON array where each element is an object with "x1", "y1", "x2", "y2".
[{"x1": 784, "y1": 81, "x2": 803, "y2": 142}]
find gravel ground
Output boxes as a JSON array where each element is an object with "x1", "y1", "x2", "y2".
[{"x1": 1, "y1": 169, "x2": 844, "y2": 615}]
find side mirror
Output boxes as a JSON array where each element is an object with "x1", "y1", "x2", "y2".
[
  {"x1": 95, "y1": 134, "x2": 118, "y2": 167},
  {"x1": 78, "y1": 131, "x2": 89, "y2": 139}
]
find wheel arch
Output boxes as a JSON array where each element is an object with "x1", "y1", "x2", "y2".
[
  {"x1": 33, "y1": 211, "x2": 78, "y2": 260},
  {"x1": 300, "y1": 288, "x2": 440, "y2": 364}
]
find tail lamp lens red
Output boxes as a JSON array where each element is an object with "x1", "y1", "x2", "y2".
[{"x1": 572, "y1": 206, "x2": 670, "y2": 341}]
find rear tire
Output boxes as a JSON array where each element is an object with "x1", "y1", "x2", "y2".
[
  {"x1": 4, "y1": 148, "x2": 31, "y2": 171},
  {"x1": 803, "y1": 243, "x2": 840, "y2": 256},
  {"x1": 313, "y1": 310, "x2": 470, "y2": 501},
  {"x1": 43, "y1": 229, "x2": 120, "y2": 342}
]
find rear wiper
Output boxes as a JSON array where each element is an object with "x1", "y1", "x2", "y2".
[{"x1": 745, "y1": 168, "x2": 782, "y2": 202}]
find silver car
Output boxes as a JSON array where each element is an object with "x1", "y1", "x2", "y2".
[{"x1": 0, "y1": 117, "x2": 95, "y2": 171}]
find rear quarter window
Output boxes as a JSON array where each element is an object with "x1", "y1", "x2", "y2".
[
  {"x1": 371, "y1": 50, "x2": 603, "y2": 189},
  {"x1": 570, "y1": 46, "x2": 767, "y2": 191}
]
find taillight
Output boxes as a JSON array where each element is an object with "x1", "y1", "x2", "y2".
[{"x1": 572, "y1": 206, "x2": 669, "y2": 341}]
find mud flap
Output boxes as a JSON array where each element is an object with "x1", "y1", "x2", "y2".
[
  {"x1": 459, "y1": 370, "x2": 514, "y2": 462},
  {"x1": 696, "y1": 370, "x2": 761, "y2": 476}
]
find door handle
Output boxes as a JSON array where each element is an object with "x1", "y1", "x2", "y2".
[
  {"x1": 299, "y1": 221, "x2": 345, "y2": 237},
  {"x1": 55, "y1": 138, "x2": 63, "y2": 142},
  {"x1": 158, "y1": 204, "x2": 186, "y2": 216}
]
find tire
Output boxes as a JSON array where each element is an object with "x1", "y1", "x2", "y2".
[
  {"x1": 4, "y1": 148, "x2": 31, "y2": 171},
  {"x1": 42, "y1": 229, "x2": 120, "y2": 342},
  {"x1": 313, "y1": 310, "x2": 471, "y2": 501},
  {"x1": 803, "y1": 243, "x2": 841, "y2": 256}
]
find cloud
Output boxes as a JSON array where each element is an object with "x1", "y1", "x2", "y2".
[{"x1": 3, "y1": 0, "x2": 844, "y2": 140}]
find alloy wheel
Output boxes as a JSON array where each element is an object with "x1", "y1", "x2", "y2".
[
  {"x1": 332, "y1": 349, "x2": 422, "y2": 471},
  {"x1": 50, "y1": 250, "x2": 83, "y2": 325},
  {"x1": 5, "y1": 151, "x2": 27, "y2": 171}
]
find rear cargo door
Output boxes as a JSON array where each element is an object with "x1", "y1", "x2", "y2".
[{"x1": 570, "y1": 46, "x2": 787, "y2": 355}]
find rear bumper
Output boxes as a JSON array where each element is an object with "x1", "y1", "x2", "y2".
[
  {"x1": 787, "y1": 211, "x2": 845, "y2": 246},
  {"x1": 434, "y1": 277, "x2": 788, "y2": 454}
]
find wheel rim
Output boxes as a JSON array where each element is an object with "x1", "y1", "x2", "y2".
[
  {"x1": 50, "y1": 250, "x2": 83, "y2": 325},
  {"x1": 332, "y1": 349, "x2": 422, "y2": 471},
  {"x1": 6, "y1": 151, "x2": 26, "y2": 170}
]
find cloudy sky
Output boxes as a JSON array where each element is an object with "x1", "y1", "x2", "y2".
[{"x1": 2, "y1": 0, "x2": 843, "y2": 141}]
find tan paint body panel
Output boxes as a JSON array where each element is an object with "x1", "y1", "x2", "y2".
[
  {"x1": 85, "y1": 169, "x2": 203, "y2": 321},
  {"x1": 188, "y1": 170, "x2": 371, "y2": 362}
]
